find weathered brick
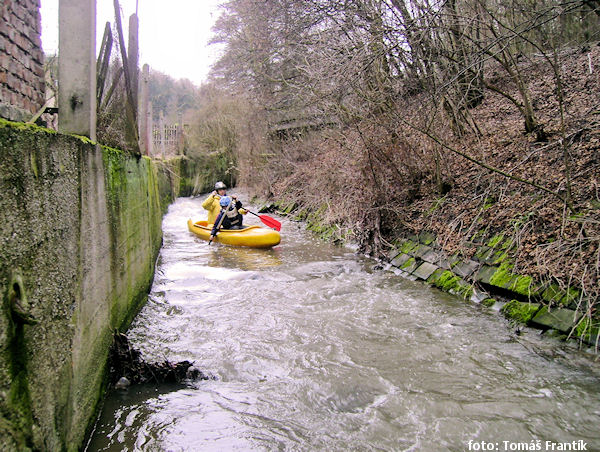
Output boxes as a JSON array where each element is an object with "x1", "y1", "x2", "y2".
[
  {"x1": 1, "y1": 1, "x2": 45, "y2": 114},
  {"x1": 15, "y1": 4, "x2": 27, "y2": 21}
]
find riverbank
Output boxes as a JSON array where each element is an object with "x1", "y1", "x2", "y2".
[
  {"x1": 251, "y1": 198, "x2": 597, "y2": 351},
  {"x1": 242, "y1": 46, "x2": 600, "y2": 352}
]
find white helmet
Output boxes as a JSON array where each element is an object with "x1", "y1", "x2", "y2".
[{"x1": 214, "y1": 181, "x2": 227, "y2": 190}]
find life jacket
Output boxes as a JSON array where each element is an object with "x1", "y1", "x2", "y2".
[
  {"x1": 218, "y1": 205, "x2": 242, "y2": 229},
  {"x1": 224, "y1": 204, "x2": 239, "y2": 220}
]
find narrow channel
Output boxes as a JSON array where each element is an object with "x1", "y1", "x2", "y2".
[{"x1": 87, "y1": 197, "x2": 600, "y2": 451}]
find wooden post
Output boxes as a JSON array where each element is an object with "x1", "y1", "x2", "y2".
[
  {"x1": 113, "y1": 0, "x2": 139, "y2": 153},
  {"x1": 58, "y1": 0, "x2": 96, "y2": 140}
]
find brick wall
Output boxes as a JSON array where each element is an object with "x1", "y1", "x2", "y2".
[{"x1": 0, "y1": 0, "x2": 45, "y2": 121}]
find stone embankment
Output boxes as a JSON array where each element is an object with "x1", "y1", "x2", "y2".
[
  {"x1": 387, "y1": 233, "x2": 595, "y2": 344},
  {"x1": 0, "y1": 119, "x2": 205, "y2": 451},
  {"x1": 265, "y1": 201, "x2": 597, "y2": 349}
]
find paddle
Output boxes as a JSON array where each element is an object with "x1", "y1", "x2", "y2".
[
  {"x1": 208, "y1": 197, "x2": 233, "y2": 245},
  {"x1": 247, "y1": 210, "x2": 282, "y2": 231}
]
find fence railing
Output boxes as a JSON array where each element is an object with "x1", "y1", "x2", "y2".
[{"x1": 152, "y1": 123, "x2": 185, "y2": 157}]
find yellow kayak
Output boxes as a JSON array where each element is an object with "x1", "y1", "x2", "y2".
[{"x1": 187, "y1": 220, "x2": 281, "y2": 248}]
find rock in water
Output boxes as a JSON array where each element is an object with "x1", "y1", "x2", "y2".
[{"x1": 115, "y1": 376, "x2": 131, "y2": 389}]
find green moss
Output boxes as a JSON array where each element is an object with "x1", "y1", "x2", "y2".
[
  {"x1": 4, "y1": 283, "x2": 34, "y2": 450},
  {"x1": 501, "y1": 299, "x2": 540, "y2": 323},
  {"x1": 488, "y1": 261, "x2": 514, "y2": 288},
  {"x1": 500, "y1": 238, "x2": 513, "y2": 250},
  {"x1": 540, "y1": 283, "x2": 580, "y2": 306},
  {"x1": 475, "y1": 246, "x2": 492, "y2": 259},
  {"x1": 487, "y1": 233, "x2": 505, "y2": 248},
  {"x1": 573, "y1": 317, "x2": 600, "y2": 342},
  {"x1": 481, "y1": 298, "x2": 496, "y2": 307},
  {"x1": 488, "y1": 261, "x2": 537, "y2": 297},
  {"x1": 401, "y1": 257, "x2": 416, "y2": 270},
  {"x1": 471, "y1": 229, "x2": 486, "y2": 242},
  {"x1": 561, "y1": 287, "x2": 581, "y2": 306},
  {"x1": 435, "y1": 270, "x2": 459, "y2": 290},
  {"x1": 0, "y1": 117, "x2": 57, "y2": 135},
  {"x1": 29, "y1": 152, "x2": 38, "y2": 178},
  {"x1": 293, "y1": 209, "x2": 309, "y2": 221},
  {"x1": 426, "y1": 268, "x2": 445, "y2": 284},
  {"x1": 275, "y1": 200, "x2": 297, "y2": 215},
  {"x1": 457, "y1": 284, "x2": 474, "y2": 300},
  {"x1": 418, "y1": 231, "x2": 436, "y2": 246},
  {"x1": 398, "y1": 240, "x2": 418, "y2": 254},
  {"x1": 508, "y1": 274, "x2": 536, "y2": 297},
  {"x1": 433, "y1": 270, "x2": 473, "y2": 300},
  {"x1": 101, "y1": 146, "x2": 128, "y2": 214},
  {"x1": 491, "y1": 250, "x2": 509, "y2": 265},
  {"x1": 483, "y1": 197, "x2": 496, "y2": 209},
  {"x1": 71, "y1": 134, "x2": 96, "y2": 146},
  {"x1": 541, "y1": 284, "x2": 562, "y2": 303}
]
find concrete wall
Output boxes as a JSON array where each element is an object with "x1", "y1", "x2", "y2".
[
  {"x1": 0, "y1": 119, "x2": 180, "y2": 450},
  {"x1": 0, "y1": 0, "x2": 45, "y2": 121}
]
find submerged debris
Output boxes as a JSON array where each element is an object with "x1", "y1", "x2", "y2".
[{"x1": 108, "y1": 332, "x2": 213, "y2": 387}]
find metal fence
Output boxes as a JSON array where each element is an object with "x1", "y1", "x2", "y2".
[{"x1": 152, "y1": 123, "x2": 185, "y2": 157}]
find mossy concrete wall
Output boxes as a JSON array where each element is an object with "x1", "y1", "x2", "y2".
[{"x1": 0, "y1": 120, "x2": 182, "y2": 450}]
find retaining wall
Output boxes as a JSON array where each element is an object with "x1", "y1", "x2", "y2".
[
  {"x1": 387, "y1": 232, "x2": 598, "y2": 346},
  {"x1": 0, "y1": 120, "x2": 196, "y2": 450}
]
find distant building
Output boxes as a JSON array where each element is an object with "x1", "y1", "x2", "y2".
[{"x1": 0, "y1": 0, "x2": 45, "y2": 121}]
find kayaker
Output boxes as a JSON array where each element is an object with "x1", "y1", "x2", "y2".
[
  {"x1": 202, "y1": 181, "x2": 228, "y2": 224},
  {"x1": 210, "y1": 196, "x2": 247, "y2": 239}
]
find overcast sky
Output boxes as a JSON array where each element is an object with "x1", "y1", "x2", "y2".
[{"x1": 40, "y1": 0, "x2": 223, "y2": 85}]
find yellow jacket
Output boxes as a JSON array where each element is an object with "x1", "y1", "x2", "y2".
[
  {"x1": 202, "y1": 193, "x2": 222, "y2": 225},
  {"x1": 202, "y1": 193, "x2": 247, "y2": 225}
]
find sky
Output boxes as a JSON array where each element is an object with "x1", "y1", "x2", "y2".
[{"x1": 40, "y1": 0, "x2": 224, "y2": 86}]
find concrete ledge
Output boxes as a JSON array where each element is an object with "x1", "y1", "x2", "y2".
[
  {"x1": 531, "y1": 307, "x2": 582, "y2": 333},
  {"x1": 413, "y1": 262, "x2": 439, "y2": 280}
]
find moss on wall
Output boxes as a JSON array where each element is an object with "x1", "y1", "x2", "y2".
[
  {"x1": 0, "y1": 119, "x2": 179, "y2": 451},
  {"x1": 500, "y1": 300, "x2": 541, "y2": 323}
]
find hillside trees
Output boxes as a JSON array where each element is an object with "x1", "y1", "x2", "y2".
[{"x1": 210, "y1": 2, "x2": 597, "y2": 219}]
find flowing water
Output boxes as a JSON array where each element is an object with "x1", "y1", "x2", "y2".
[{"x1": 87, "y1": 197, "x2": 600, "y2": 452}]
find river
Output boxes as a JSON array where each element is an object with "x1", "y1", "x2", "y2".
[{"x1": 86, "y1": 197, "x2": 600, "y2": 451}]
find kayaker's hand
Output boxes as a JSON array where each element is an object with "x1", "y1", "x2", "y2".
[{"x1": 211, "y1": 190, "x2": 217, "y2": 197}]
